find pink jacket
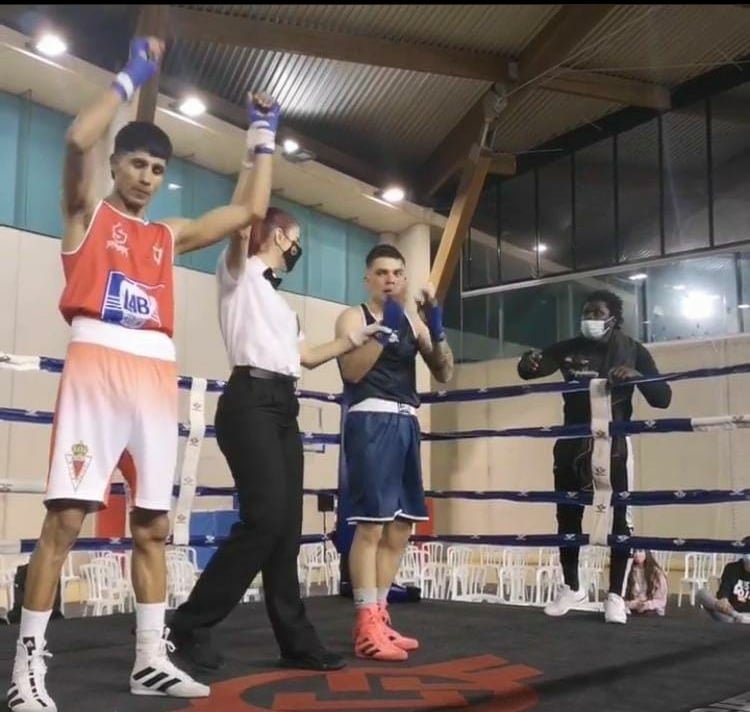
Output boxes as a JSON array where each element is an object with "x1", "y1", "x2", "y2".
[{"x1": 627, "y1": 567, "x2": 668, "y2": 615}]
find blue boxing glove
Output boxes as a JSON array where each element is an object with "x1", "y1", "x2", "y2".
[
  {"x1": 112, "y1": 37, "x2": 160, "y2": 103},
  {"x1": 375, "y1": 296, "x2": 404, "y2": 346},
  {"x1": 245, "y1": 92, "x2": 281, "y2": 158},
  {"x1": 417, "y1": 284, "x2": 446, "y2": 342},
  {"x1": 422, "y1": 301, "x2": 446, "y2": 342}
]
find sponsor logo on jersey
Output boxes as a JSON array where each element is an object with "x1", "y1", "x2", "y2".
[{"x1": 101, "y1": 271, "x2": 164, "y2": 329}]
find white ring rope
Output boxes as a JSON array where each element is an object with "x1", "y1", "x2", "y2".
[
  {"x1": 173, "y1": 377, "x2": 207, "y2": 546},
  {"x1": 0, "y1": 353, "x2": 41, "y2": 371},
  {"x1": 589, "y1": 378, "x2": 613, "y2": 547}
]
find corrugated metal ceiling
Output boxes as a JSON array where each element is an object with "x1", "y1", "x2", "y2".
[
  {"x1": 164, "y1": 42, "x2": 489, "y2": 164},
  {"x1": 176, "y1": 4, "x2": 560, "y2": 55}
]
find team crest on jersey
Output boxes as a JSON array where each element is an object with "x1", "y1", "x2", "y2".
[
  {"x1": 65, "y1": 441, "x2": 92, "y2": 490},
  {"x1": 153, "y1": 244, "x2": 164, "y2": 265},
  {"x1": 101, "y1": 271, "x2": 163, "y2": 329},
  {"x1": 107, "y1": 223, "x2": 129, "y2": 256}
]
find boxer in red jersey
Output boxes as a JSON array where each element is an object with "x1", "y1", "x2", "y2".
[{"x1": 7, "y1": 35, "x2": 279, "y2": 710}]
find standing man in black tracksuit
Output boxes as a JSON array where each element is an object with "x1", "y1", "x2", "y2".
[{"x1": 517, "y1": 290, "x2": 672, "y2": 624}]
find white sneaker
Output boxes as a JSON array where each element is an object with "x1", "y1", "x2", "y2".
[
  {"x1": 544, "y1": 585, "x2": 588, "y2": 617},
  {"x1": 604, "y1": 593, "x2": 627, "y2": 624},
  {"x1": 6, "y1": 637, "x2": 57, "y2": 711},
  {"x1": 130, "y1": 629, "x2": 210, "y2": 698}
]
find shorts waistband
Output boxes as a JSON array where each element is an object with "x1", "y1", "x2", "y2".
[
  {"x1": 348, "y1": 398, "x2": 417, "y2": 416},
  {"x1": 70, "y1": 316, "x2": 175, "y2": 361},
  {"x1": 232, "y1": 366, "x2": 297, "y2": 383}
]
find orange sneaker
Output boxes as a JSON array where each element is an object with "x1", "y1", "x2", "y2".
[
  {"x1": 353, "y1": 607, "x2": 408, "y2": 662},
  {"x1": 379, "y1": 603, "x2": 419, "y2": 652}
]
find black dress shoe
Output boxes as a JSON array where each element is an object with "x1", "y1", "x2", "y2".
[
  {"x1": 279, "y1": 649, "x2": 346, "y2": 671},
  {"x1": 169, "y1": 627, "x2": 225, "y2": 670}
]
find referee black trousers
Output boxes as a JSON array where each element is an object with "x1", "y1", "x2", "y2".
[{"x1": 171, "y1": 372, "x2": 320, "y2": 657}]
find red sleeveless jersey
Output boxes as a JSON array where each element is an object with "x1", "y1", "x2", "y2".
[{"x1": 59, "y1": 201, "x2": 176, "y2": 338}]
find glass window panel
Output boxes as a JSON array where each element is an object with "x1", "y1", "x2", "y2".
[
  {"x1": 645, "y1": 255, "x2": 738, "y2": 342},
  {"x1": 498, "y1": 172, "x2": 536, "y2": 283},
  {"x1": 711, "y1": 85, "x2": 750, "y2": 246},
  {"x1": 662, "y1": 104, "x2": 710, "y2": 254},
  {"x1": 538, "y1": 155, "x2": 573, "y2": 275},
  {"x1": 461, "y1": 294, "x2": 500, "y2": 363},
  {"x1": 617, "y1": 119, "x2": 661, "y2": 261},
  {"x1": 502, "y1": 284, "x2": 565, "y2": 351},
  {"x1": 574, "y1": 139, "x2": 616, "y2": 269},
  {"x1": 473, "y1": 179, "x2": 499, "y2": 237},
  {"x1": 467, "y1": 226, "x2": 499, "y2": 288}
]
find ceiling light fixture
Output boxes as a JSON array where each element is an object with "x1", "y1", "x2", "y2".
[
  {"x1": 628, "y1": 273, "x2": 647, "y2": 281},
  {"x1": 535, "y1": 244, "x2": 548, "y2": 253},
  {"x1": 34, "y1": 33, "x2": 67, "y2": 57},
  {"x1": 282, "y1": 138, "x2": 300, "y2": 154},
  {"x1": 178, "y1": 96, "x2": 206, "y2": 118},
  {"x1": 377, "y1": 186, "x2": 405, "y2": 204}
]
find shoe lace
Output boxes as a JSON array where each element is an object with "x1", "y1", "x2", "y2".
[
  {"x1": 28, "y1": 647, "x2": 53, "y2": 677},
  {"x1": 147, "y1": 628, "x2": 192, "y2": 680},
  {"x1": 160, "y1": 628, "x2": 177, "y2": 656}
]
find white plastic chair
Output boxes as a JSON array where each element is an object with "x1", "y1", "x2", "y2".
[
  {"x1": 395, "y1": 545, "x2": 424, "y2": 587},
  {"x1": 653, "y1": 550, "x2": 673, "y2": 576},
  {"x1": 80, "y1": 561, "x2": 127, "y2": 616},
  {"x1": 298, "y1": 543, "x2": 327, "y2": 596},
  {"x1": 451, "y1": 564, "x2": 488, "y2": 602},
  {"x1": 166, "y1": 558, "x2": 198, "y2": 609},
  {"x1": 496, "y1": 549, "x2": 531, "y2": 603},
  {"x1": 420, "y1": 542, "x2": 444, "y2": 565},
  {"x1": 678, "y1": 552, "x2": 713, "y2": 607},
  {"x1": 419, "y1": 562, "x2": 451, "y2": 600}
]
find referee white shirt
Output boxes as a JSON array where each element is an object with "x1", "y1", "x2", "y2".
[{"x1": 217, "y1": 249, "x2": 303, "y2": 377}]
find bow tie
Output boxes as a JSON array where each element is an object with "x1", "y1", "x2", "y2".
[{"x1": 263, "y1": 268, "x2": 282, "y2": 290}]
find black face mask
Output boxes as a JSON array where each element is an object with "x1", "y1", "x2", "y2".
[{"x1": 281, "y1": 239, "x2": 302, "y2": 272}]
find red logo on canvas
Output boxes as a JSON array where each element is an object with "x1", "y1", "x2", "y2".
[{"x1": 174, "y1": 655, "x2": 542, "y2": 711}]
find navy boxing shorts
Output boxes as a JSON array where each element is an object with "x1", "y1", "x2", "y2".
[{"x1": 343, "y1": 410, "x2": 428, "y2": 523}]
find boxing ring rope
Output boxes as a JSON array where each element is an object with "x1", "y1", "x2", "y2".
[{"x1": 1, "y1": 350, "x2": 750, "y2": 559}]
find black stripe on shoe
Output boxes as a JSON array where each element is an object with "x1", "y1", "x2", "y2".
[
  {"x1": 142, "y1": 672, "x2": 169, "y2": 688},
  {"x1": 132, "y1": 666, "x2": 157, "y2": 681},
  {"x1": 156, "y1": 678, "x2": 181, "y2": 694}
]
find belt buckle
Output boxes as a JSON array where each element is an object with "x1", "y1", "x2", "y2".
[{"x1": 397, "y1": 403, "x2": 411, "y2": 415}]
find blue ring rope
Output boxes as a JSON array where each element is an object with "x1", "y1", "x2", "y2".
[{"x1": 8, "y1": 532, "x2": 747, "y2": 555}]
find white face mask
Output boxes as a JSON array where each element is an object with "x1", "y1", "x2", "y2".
[{"x1": 580, "y1": 319, "x2": 611, "y2": 341}]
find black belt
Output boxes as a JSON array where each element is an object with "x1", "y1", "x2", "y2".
[{"x1": 233, "y1": 365, "x2": 297, "y2": 383}]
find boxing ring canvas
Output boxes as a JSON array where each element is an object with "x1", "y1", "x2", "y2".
[{"x1": 0, "y1": 596, "x2": 746, "y2": 712}]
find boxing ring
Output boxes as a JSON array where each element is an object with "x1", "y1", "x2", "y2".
[{"x1": 1, "y1": 350, "x2": 750, "y2": 712}]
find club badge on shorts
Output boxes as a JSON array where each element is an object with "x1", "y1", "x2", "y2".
[{"x1": 65, "y1": 441, "x2": 92, "y2": 490}]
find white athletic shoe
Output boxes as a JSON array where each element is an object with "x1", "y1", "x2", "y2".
[
  {"x1": 544, "y1": 585, "x2": 588, "y2": 617},
  {"x1": 604, "y1": 593, "x2": 628, "y2": 624},
  {"x1": 130, "y1": 628, "x2": 210, "y2": 698},
  {"x1": 6, "y1": 637, "x2": 57, "y2": 711}
]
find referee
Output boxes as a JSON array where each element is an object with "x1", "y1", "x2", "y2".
[{"x1": 169, "y1": 207, "x2": 386, "y2": 672}]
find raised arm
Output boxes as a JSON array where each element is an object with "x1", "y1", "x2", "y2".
[
  {"x1": 170, "y1": 94, "x2": 278, "y2": 256},
  {"x1": 62, "y1": 37, "x2": 162, "y2": 249},
  {"x1": 412, "y1": 284, "x2": 454, "y2": 384},
  {"x1": 224, "y1": 170, "x2": 255, "y2": 280}
]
